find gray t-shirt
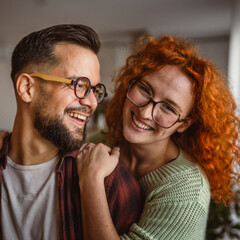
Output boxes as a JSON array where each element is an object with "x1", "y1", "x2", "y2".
[{"x1": 1, "y1": 156, "x2": 60, "y2": 240}]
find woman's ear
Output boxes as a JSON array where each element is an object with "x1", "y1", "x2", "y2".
[
  {"x1": 16, "y1": 73, "x2": 35, "y2": 103},
  {"x1": 176, "y1": 118, "x2": 194, "y2": 133}
]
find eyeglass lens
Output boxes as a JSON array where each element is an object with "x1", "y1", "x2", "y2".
[
  {"x1": 127, "y1": 80, "x2": 179, "y2": 128},
  {"x1": 93, "y1": 85, "x2": 106, "y2": 103},
  {"x1": 75, "y1": 77, "x2": 90, "y2": 98},
  {"x1": 74, "y1": 77, "x2": 106, "y2": 103}
]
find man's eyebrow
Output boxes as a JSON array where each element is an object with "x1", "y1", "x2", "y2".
[
  {"x1": 67, "y1": 75, "x2": 87, "y2": 83},
  {"x1": 67, "y1": 75, "x2": 79, "y2": 80},
  {"x1": 68, "y1": 75, "x2": 101, "y2": 86},
  {"x1": 69, "y1": 75, "x2": 91, "y2": 81}
]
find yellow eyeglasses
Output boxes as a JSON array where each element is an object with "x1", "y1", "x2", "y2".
[{"x1": 30, "y1": 73, "x2": 107, "y2": 104}]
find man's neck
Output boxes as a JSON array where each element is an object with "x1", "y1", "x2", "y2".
[{"x1": 8, "y1": 126, "x2": 58, "y2": 166}]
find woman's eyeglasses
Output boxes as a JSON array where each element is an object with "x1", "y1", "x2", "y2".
[{"x1": 127, "y1": 79, "x2": 190, "y2": 128}]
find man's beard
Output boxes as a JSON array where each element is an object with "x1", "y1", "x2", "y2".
[
  {"x1": 33, "y1": 85, "x2": 88, "y2": 153},
  {"x1": 34, "y1": 112, "x2": 87, "y2": 153}
]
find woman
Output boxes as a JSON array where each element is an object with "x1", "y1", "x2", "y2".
[{"x1": 77, "y1": 35, "x2": 240, "y2": 240}]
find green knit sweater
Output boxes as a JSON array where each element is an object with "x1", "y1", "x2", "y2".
[{"x1": 121, "y1": 150, "x2": 210, "y2": 240}]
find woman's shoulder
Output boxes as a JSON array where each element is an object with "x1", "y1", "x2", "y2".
[
  {"x1": 139, "y1": 150, "x2": 208, "y2": 185},
  {"x1": 139, "y1": 150, "x2": 210, "y2": 206}
]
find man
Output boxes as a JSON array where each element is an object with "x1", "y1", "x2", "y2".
[{"x1": 0, "y1": 24, "x2": 142, "y2": 240}]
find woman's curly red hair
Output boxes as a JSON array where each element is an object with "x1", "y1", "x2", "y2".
[{"x1": 105, "y1": 35, "x2": 240, "y2": 205}]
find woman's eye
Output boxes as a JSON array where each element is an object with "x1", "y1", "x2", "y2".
[
  {"x1": 162, "y1": 103, "x2": 177, "y2": 114},
  {"x1": 138, "y1": 85, "x2": 150, "y2": 96}
]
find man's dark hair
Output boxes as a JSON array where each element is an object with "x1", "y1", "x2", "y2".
[{"x1": 11, "y1": 24, "x2": 100, "y2": 82}]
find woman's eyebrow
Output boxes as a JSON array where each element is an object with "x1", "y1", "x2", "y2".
[
  {"x1": 142, "y1": 79, "x2": 183, "y2": 113},
  {"x1": 140, "y1": 79, "x2": 152, "y2": 90},
  {"x1": 164, "y1": 98, "x2": 183, "y2": 113}
]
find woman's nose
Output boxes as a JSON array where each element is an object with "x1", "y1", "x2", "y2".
[{"x1": 138, "y1": 102, "x2": 154, "y2": 120}]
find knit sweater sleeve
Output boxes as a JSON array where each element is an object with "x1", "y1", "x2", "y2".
[{"x1": 120, "y1": 153, "x2": 210, "y2": 240}]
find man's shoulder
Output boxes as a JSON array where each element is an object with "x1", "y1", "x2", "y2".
[
  {"x1": 105, "y1": 163, "x2": 143, "y2": 234},
  {"x1": 105, "y1": 163, "x2": 137, "y2": 186},
  {"x1": 104, "y1": 163, "x2": 143, "y2": 201},
  {"x1": 62, "y1": 151, "x2": 143, "y2": 204}
]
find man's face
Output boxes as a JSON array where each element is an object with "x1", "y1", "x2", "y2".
[{"x1": 33, "y1": 43, "x2": 100, "y2": 152}]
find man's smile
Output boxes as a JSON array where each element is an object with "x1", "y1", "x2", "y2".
[
  {"x1": 66, "y1": 110, "x2": 90, "y2": 127},
  {"x1": 67, "y1": 111, "x2": 88, "y2": 121}
]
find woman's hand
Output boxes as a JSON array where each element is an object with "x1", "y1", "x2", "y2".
[
  {"x1": 76, "y1": 143, "x2": 120, "y2": 184},
  {"x1": 76, "y1": 143, "x2": 121, "y2": 240}
]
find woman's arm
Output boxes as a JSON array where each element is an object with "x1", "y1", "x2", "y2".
[
  {"x1": 77, "y1": 145, "x2": 210, "y2": 240},
  {"x1": 77, "y1": 143, "x2": 121, "y2": 240}
]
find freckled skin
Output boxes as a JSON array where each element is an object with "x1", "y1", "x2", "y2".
[{"x1": 122, "y1": 65, "x2": 194, "y2": 147}]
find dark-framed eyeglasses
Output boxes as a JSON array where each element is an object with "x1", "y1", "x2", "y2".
[
  {"x1": 127, "y1": 79, "x2": 190, "y2": 128},
  {"x1": 30, "y1": 73, "x2": 107, "y2": 104}
]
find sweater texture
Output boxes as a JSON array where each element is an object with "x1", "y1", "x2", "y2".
[{"x1": 121, "y1": 150, "x2": 210, "y2": 240}]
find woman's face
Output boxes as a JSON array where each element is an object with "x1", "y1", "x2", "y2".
[{"x1": 122, "y1": 65, "x2": 194, "y2": 146}]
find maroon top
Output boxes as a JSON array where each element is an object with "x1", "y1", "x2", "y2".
[{"x1": 0, "y1": 135, "x2": 143, "y2": 240}]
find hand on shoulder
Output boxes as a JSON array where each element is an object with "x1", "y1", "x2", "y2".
[{"x1": 76, "y1": 143, "x2": 120, "y2": 184}]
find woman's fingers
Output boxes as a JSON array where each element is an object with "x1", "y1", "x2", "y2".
[
  {"x1": 76, "y1": 143, "x2": 119, "y2": 180},
  {"x1": 79, "y1": 142, "x2": 95, "y2": 151},
  {"x1": 111, "y1": 147, "x2": 120, "y2": 158}
]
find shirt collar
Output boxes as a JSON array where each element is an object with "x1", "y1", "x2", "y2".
[
  {"x1": 0, "y1": 133, "x2": 79, "y2": 172},
  {"x1": 56, "y1": 150, "x2": 78, "y2": 172}
]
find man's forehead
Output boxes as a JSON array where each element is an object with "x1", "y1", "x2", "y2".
[
  {"x1": 54, "y1": 42, "x2": 92, "y2": 54},
  {"x1": 50, "y1": 43, "x2": 101, "y2": 84}
]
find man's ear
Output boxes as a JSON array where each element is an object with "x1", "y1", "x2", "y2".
[
  {"x1": 176, "y1": 118, "x2": 194, "y2": 133},
  {"x1": 16, "y1": 73, "x2": 35, "y2": 103}
]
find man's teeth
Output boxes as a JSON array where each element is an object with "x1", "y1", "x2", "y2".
[
  {"x1": 67, "y1": 112, "x2": 87, "y2": 121},
  {"x1": 133, "y1": 114, "x2": 151, "y2": 130}
]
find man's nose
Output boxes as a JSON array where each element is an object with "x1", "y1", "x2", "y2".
[{"x1": 78, "y1": 90, "x2": 98, "y2": 112}]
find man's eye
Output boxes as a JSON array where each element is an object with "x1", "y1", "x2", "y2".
[
  {"x1": 76, "y1": 83, "x2": 83, "y2": 89},
  {"x1": 76, "y1": 83, "x2": 88, "y2": 91}
]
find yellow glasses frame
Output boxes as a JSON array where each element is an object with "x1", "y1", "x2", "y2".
[
  {"x1": 29, "y1": 73, "x2": 73, "y2": 84},
  {"x1": 29, "y1": 72, "x2": 107, "y2": 104}
]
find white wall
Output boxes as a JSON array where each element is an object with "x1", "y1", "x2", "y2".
[
  {"x1": 194, "y1": 36, "x2": 229, "y2": 75},
  {"x1": 0, "y1": 57, "x2": 16, "y2": 132},
  {"x1": 99, "y1": 41, "x2": 133, "y2": 97},
  {"x1": 228, "y1": 0, "x2": 240, "y2": 106}
]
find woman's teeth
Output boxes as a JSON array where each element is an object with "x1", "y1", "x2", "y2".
[
  {"x1": 133, "y1": 114, "x2": 151, "y2": 130},
  {"x1": 67, "y1": 112, "x2": 87, "y2": 121}
]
